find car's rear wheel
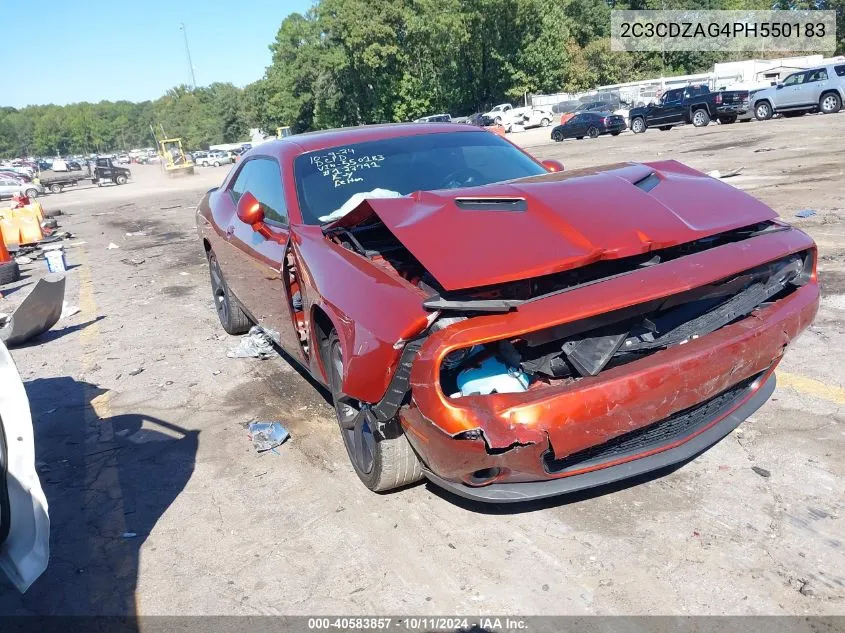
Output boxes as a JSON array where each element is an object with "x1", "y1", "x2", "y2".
[
  {"x1": 24, "y1": 188, "x2": 39, "y2": 199},
  {"x1": 755, "y1": 101, "x2": 773, "y2": 120},
  {"x1": 551, "y1": 129, "x2": 564, "y2": 142},
  {"x1": 820, "y1": 92, "x2": 842, "y2": 114},
  {"x1": 213, "y1": 161, "x2": 220, "y2": 167},
  {"x1": 587, "y1": 126, "x2": 600, "y2": 138},
  {"x1": 540, "y1": 118, "x2": 550, "y2": 127},
  {"x1": 692, "y1": 109, "x2": 710, "y2": 127},
  {"x1": 207, "y1": 250, "x2": 251, "y2": 335},
  {"x1": 631, "y1": 117, "x2": 646, "y2": 133},
  {"x1": 49, "y1": 184, "x2": 62, "y2": 194},
  {"x1": 324, "y1": 331, "x2": 423, "y2": 492}
]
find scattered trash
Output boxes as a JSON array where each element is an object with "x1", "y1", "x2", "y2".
[
  {"x1": 60, "y1": 302, "x2": 80, "y2": 320},
  {"x1": 707, "y1": 170, "x2": 720, "y2": 179},
  {"x1": 212, "y1": 369, "x2": 221, "y2": 375},
  {"x1": 227, "y1": 326, "x2": 274, "y2": 359},
  {"x1": 754, "y1": 147, "x2": 775, "y2": 153},
  {"x1": 752, "y1": 466, "x2": 771, "y2": 478},
  {"x1": 125, "y1": 231, "x2": 146, "y2": 237},
  {"x1": 45, "y1": 249, "x2": 67, "y2": 273},
  {"x1": 179, "y1": 271, "x2": 190, "y2": 276},
  {"x1": 795, "y1": 209, "x2": 816, "y2": 218},
  {"x1": 107, "y1": 243, "x2": 120, "y2": 250},
  {"x1": 798, "y1": 579, "x2": 814, "y2": 596},
  {"x1": 707, "y1": 167, "x2": 744, "y2": 179},
  {"x1": 41, "y1": 243, "x2": 63, "y2": 252},
  {"x1": 128, "y1": 367, "x2": 144, "y2": 376},
  {"x1": 120, "y1": 258, "x2": 146, "y2": 267},
  {"x1": 0, "y1": 273, "x2": 66, "y2": 347},
  {"x1": 15, "y1": 256, "x2": 33, "y2": 264},
  {"x1": 121, "y1": 532, "x2": 137, "y2": 539},
  {"x1": 160, "y1": 205, "x2": 182, "y2": 210},
  {"x1": 248, "y1": 421, "x2": 290, "y2": 453},
  {"x1": 41, "y1": 218, "x2": 58, "y2": 230}
]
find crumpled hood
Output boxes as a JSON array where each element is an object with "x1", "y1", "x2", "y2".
[{"x1": 324, "y1": 160, "x2": 777, "y2": 292}]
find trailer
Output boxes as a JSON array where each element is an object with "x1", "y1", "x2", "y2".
[{"x1": 37, "y1": 158, "x2": 131, "y2": 194}]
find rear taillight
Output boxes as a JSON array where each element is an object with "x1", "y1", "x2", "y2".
[{"x1": 715, "y1": 93, "x2": 723, "y2": 104}]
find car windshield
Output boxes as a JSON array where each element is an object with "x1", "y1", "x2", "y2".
[{"x1": 294, "y1": 130, "x2": 547, "y2": 225}]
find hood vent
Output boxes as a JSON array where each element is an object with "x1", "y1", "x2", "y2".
[
  {"x1": 455, "y1": 197, "x2": 527, "y2": 212},
  {"x1": 633, "y1": 172, "x2": 661, "y2": 193}
]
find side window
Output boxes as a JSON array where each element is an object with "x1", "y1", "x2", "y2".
[
  {"x1": 806, "y1": 68, "x2": 828, "y2": 82},
  {"x1": 836, "y1": 65, "x2": 845, "y2": 77},
  {"x1": 232, "y1": 158, "x2": 288, "y2": 226},
  {"x1": 783, "y1": 72, "x2": 805, "y2": 86}
]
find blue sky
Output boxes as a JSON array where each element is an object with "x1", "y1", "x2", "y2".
[{"x1": 0, "y1": 0, "x2": 312, "y2": 108}]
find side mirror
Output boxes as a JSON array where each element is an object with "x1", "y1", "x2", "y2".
[
  {"x1": 542, "y1": 159, "x2": 564, "y2": 173},
  {"x1": 776, "y1": 84, "x2": 784, "y2": 90},
  {"x1": 237, "y1": 191, "x2": 265, "y2": 228}
]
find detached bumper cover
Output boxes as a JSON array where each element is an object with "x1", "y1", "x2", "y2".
[{"x1": 422, "y1": 374, "x2": 775, "y2": 503}]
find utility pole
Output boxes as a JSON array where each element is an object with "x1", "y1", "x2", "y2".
[{"x1": 179, "y1": 23, "x2": 197, "y2": 90}]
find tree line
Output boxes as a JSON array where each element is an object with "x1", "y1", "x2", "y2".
[{"x1": 1, "y1": 0, "x2": 842, "y2": 158}]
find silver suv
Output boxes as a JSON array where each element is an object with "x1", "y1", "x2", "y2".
[{"x1": 753, "y1": 63, "x2": 845, "y2": 120}]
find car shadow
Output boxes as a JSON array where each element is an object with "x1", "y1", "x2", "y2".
[
  {"x1": 0, "y1": 376, "x2": 197, "y2": 621},
  {"x1": 425, "y1": 461, "x2": 690, "y2": 515}
]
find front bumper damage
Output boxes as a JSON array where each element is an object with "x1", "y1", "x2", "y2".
[{"x1": 399, "y1": 228, "x2": 819, "y2": 502}]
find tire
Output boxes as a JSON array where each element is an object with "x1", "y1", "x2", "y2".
[
  {"x1": 540, "y1": 118, "x2": 550, "y2": 127},
  {"x1": 49, "y1": 183, "x2": 63, "y2": 194},
  {"x1": 25, "y1": 188, "x2": 39, "y2": 199},
  {"x1": 115, "y1": 174, "x2": 127, "y2": 185},
  {"x1": 587, "y1": 126, "x2": 600, "y2": 139},
  {"x1": 659, "y1": 126, "x2": 672, "y2": 131},
  {"x1": 631, "y1": 117, "x2": 646, "y2": 133},
  {"x1": 551, "y1": 129, "x2": 564, "y2": 142},
  {"x1": 213, "y1": 161, "x2": 220, "y2": 167},
  {"x1": 323, "y1": 331, "x2": 422, "y2": 492},
  {"x1": 494, "y1": 116, "x2": 502, "y2": 124},
  {"x1": 755, "y1": 101, "x2": 773, "y2": 120},
  {"x1": 0, "y1": 260, "x2": 20, "y2": 286},
  {"x1": 207, "y1": 251, "x2": 251, "y2": 335},
  {"x1": 692, "y1": 109, "x2": 710, "y2": 127},
  {"x1": 718, "y1": 116, "x2": 737, "y2": 124},
  {"x1": 819, "y1": 92, "x2": 841, "y2": 114}
]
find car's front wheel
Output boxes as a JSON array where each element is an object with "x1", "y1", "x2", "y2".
[
  {"x1": 207, "y1": 250, "x2": 251, "y2": 335},
  {"x1": 631, "y1": 117, "x2": 646, "y2": 133},
  {"x1": 551, "y1": 129, "x2": 564, "y2": 142},
  {"x1": 324, "y1": 331, "x2": 422, "y2": 492},
  {"x1": 24, "y1": 188, "x2": 39, "y2": 199},
  {"x1": 755, "y1": 101, "x2": 773, "y2": 120}
]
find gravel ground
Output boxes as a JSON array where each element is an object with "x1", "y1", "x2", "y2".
[{"x1": 0, "y1": 114, "x2": 843, "y2": 616}]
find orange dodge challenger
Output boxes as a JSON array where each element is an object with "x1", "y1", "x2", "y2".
[{"x1": 196, "y1": 123, "x2": 818, "y2": 502}]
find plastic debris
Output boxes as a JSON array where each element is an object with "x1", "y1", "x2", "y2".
[
  {"x1": 754, "y1": 147, "x2": 775, "y2": 153},
  {"x1": 706, "y1": 170, "x2": 720, "y2": 179},
  {"x1": 15, "y1": 256, "x2": 33, "y2": 264},
  {"x1": 795, "y1": 209, "x2": 816, "y2": 218},
  {"x1": 319, "y1": 189, "x2": 402, "y2": 223},
  {"x1": 128, "y1": 367, "x2": 144, "y2": 376},
  {"x1": 248, "y1": 421, "x2": 290, "y2": 453},
  {"x1": 107, "y1": 243, "x2": 120, "y2": 250},
  {"x1": 227, "y1": 326, "x2": 274, "y2": 359},
  {"x1": 0, "y1": 273, "x2": 66, "y2": 347},
  {"x1": 752, "y1": 466, "x2": 771, "y2": 478},
  {"x1": 120, "y1": 258, "x2": 145, "y2": 267}
]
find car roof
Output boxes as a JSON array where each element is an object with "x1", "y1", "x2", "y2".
[{"x1": 259, "y1": 123, "x2": 486, "y2": 156}]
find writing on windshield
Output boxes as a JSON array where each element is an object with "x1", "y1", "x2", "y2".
[{"x1": 309, "y1": 148, "x2": 386, "y2": 188}]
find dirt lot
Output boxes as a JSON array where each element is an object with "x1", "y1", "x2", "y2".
[{"x1": 1, "y1": 114, "x2": 843, "y2": 616}]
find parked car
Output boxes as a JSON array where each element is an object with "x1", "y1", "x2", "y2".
[
  {"x1": 752, "y1": 63, "x2": 845, "y2": 120},
  {"x1": 504, "y1": 107, "x2": 554, "y2": 132},
  {"x1": 481, "y1": 103, "x2": 513, "y2": 124},
  {"x1": 551, "y1": 112, "x2": 626, "y2": 141},
  {"x1": 560, "y1": 101, "x2": 610, "y2": 125},
  {"x1": 196, "y1": 122, "x2": 818, "y2": 502},
  {"x1": 0, "y1": 176, "x2": 43, "y2": 200},
  {"x1": 415, "y1": 114, "x2": 452, "y2": 123},
  {"x1": 197, "y1": 151, "x2": 231, "y2": 167},
  {"x1": 629, "y1": 85, "x2": 749, "y2": 133},
  {"x1": 117, "y1": 154, "x2": 130, "y2": 164}
]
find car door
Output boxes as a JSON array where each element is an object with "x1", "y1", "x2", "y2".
[
  {"x1": 801, "y1": 68, "x2": 828, "y2": 105},
  {"x1": 218, "y1": 157, "x2": 302, "y2": 356},
  {"x1": 0, "y1": 341, "x2": 50, "y2": 593},
  {"x1": 775, "y1": 71, "x2": 806, "y2": 107},
  {"x1": 0, "y1": 178, "x2": 17, "y2": 198},
  {"x1": 568, "y1": 114, "x2": 587, "y2": 137},
  {"x1": 661, "y1": 89, "x2": 685, "y2": 124}
]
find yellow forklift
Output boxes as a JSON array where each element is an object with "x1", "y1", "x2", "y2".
[{"x1": 151, "y1": 125, "x2": 195, "y2": 177}]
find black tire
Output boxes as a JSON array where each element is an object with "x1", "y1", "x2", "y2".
[
  {"x1": 691, "y1": 108, "x2": 710, "y2": 127},
  {"x1": 755, "y1": 101, "x2": 773, "y2": 120},
  {"x1": 659, "y1": 126, "x2": 672, "y2": 131},
  {"x1": 819, "y1": 92, "x2": 841, "y2": 114},
  {"x1": 587, "y1": 126, "x2": 600, "y2": 139},
  {"x1": 718, "y1": 116, "x2": 737, "y2": 124},
  {"x1": 323, "y1": 331, "x2": 422, "y2": 492},
  {"x1": 551, "y1": 129, "x2": 564, "y2": 142},
  {"x1": 631, "y1": 117, "x2": 646, "y2": 133},
  {"x1": 115, "y1": 174, "x2": 128, "y2": 185},
  {"x1": 0, "y1": 260, "x2": 20, "y2": 285},
  {"x1": 48, "y1": 183, "x2": 63, "y2": 194},
  {"x1": 207, "y1": 251, "x2": 251, "y2": 335},
  {"x1": 24, "y1": 188, "x2": 39, "y2": 199}
]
